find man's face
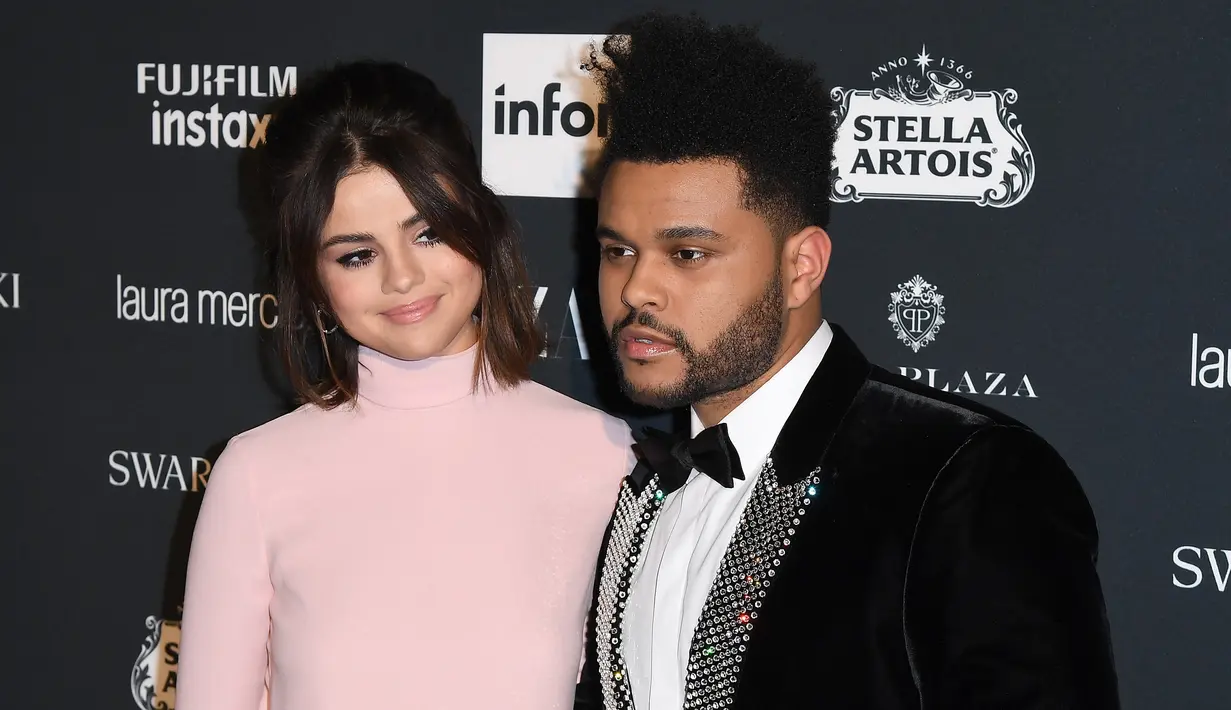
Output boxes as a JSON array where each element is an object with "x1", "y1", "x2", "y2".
[{"x1": 597, "y1": 159, "x2": 786, "y2": 409}]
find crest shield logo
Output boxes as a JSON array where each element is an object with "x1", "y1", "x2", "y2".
[
  {"x1": 131, "y1": 615, "x2": 180, "y2": 710},
  {"x1": 889, "y1": 276, "x2": 945, "y2": 352},
  {"x1": 831, "y1": 45, "x2": 1034, "y2": 207}
]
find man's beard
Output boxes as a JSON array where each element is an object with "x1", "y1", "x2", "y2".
[{"x1": 608, "y1": 272, "x2": 785, "y2": 410}]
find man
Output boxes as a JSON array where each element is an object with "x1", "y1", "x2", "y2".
[{"x1": 575, "y1": 12, "x2": 1120, "y2": 710}]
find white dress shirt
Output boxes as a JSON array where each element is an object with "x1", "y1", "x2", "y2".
[{"x1": 622, "y1": 320, "x2": 834, "y2": 710}]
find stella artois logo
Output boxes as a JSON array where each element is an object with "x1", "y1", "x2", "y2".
[
  {"x1": 830, "y1": 45, "x2": 1034, "y2": 207},
  {"x1": 889, "y1": 275, "x2": 946, "y2": 352},
  {"x1": 131, "y1": 614, "x2": 180, "y2": 710}
]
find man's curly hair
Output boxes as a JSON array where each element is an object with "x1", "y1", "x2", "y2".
[{"x1": 589, "y1": 11, "x2": 836, "y2": 234}]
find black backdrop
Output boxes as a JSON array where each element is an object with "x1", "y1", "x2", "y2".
[{"x1": 2, "y1": 1, "x2": 1228, "y2": 708}]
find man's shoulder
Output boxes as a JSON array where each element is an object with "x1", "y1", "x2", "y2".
[
  {"x1": 824, "y1": 364, "x2": 1045, "y2": 479},
  {"x1": 863, "y1": 364, "x2": 1030, "y2": 432},
  {"x1": 819, "y1": 364, "x2": 1076, "y2": 541}
]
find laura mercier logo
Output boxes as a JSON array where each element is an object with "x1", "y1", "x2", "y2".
[
  {"x1": 481, "y1": 33, "x2": 610, "y2": 198},
  {"x1": 1190, "y1": 333, "x2": 1231, "y2": 388},
  {"x1": 890, "y1": 274, "x2": 1037, "y2": 398},
  {"x1": 0, "y1": 272, "x2": 18, "y2": 308},
  {"x1": 137, "y1": 63, "x2": 297, "y2": 149},
  {"x1": 1172, "y1": 545, "x2": 1231, "y2": 591},
  {"x1": 131, "y1": 612, "x2": 180, "y2": 709},
  {"x1": 830, "y1": 45, "x2": 1034, "y2": 207},
  {"x1": 115, "y1": 274, "x2": 277, "y2": 328}
]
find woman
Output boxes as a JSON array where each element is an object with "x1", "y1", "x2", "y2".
[{"x1": 176, "y1": 61, "x2": 631, "y2": 710}]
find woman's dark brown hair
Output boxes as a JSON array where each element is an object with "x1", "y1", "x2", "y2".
[{"x1": 261, "y1": 60, "x2": 545, "y2": 408}]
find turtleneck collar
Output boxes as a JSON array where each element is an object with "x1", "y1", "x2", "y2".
[{"x1": 356, "y1": 343, "x2": 481, "y2": 410}]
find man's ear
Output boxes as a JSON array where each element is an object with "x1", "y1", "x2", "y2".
[{"x1": 782, "y1": 226, "x2": 831, "y2": 309}]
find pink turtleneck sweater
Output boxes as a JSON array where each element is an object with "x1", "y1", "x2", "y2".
[{"x1": 177, "y1": 344, "x2": 633, "y2": 710}]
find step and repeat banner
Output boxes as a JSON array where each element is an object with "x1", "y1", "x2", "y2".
[{"x1": 2, "y1": 0, "x2": 1226, "y2": 708}]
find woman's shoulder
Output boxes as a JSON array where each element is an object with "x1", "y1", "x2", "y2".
[
  {"x1": 215, "y1": 401, "x2": 351, "y2": 467},
  {"x1": 501, "y1": 381, "x2": 636, "y2": 485},
  {"x1": 502, "y1": 380, "x2": 632, "y2": 448}
]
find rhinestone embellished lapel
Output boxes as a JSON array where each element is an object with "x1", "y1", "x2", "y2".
[
  {"x1": 595, "y1": 471, "x2": 665, "y2": 710},
  {"x1": 681, "y1": 457, "x2": 824, "y2": 709}
]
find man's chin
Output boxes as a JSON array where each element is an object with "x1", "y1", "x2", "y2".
[{"x1": 618, "y1": 376, "x2": 691, "y2": 410}]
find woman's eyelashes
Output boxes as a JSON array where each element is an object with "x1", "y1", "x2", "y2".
[
  {"x1": 413, "y1": 227, "x2": 441, "y2": 246},
  {"x1": 336, "y1": 229, "x2": 441, "y2": 269},
  {"x1": 337, "y1": 248, "x2": 376, "y2": 269}
]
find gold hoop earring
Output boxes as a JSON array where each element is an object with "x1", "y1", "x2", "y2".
[{"x1": 315, "y1": 308, "x2": 339, "y2": 335}]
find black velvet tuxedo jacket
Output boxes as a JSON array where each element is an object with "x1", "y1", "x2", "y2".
[{"x1": 575, "y1": 323, "x2": 1119, "y2": 710}]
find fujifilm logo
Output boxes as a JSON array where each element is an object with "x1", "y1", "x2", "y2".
[
  {"x1": 0, "y1": 272, "x2": 18, "y2": 308},
  {"x1": 482, "y1": 33, "x2": 610, "y2": 198},
  {"x1": 136, "y1": 63, "x2": 297, "y2": 149},
  {"x1": 137, "y1": 64, "x2": 295, "y2": 98}
]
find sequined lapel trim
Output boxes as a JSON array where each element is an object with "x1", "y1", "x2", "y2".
[
  {"x1": 596, "y1": 474, "x2": 664, "y2": 710},
  {"x1": 681, "y1": 458, "x2": 823, "y2": 709}
]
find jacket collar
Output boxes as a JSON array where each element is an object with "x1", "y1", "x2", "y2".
[{"x1": 769, "y1": 322, "x2": 872, "y2": 483}]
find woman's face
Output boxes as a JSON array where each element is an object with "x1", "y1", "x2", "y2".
[{"x1": 317, "y1": 166, "x2": 482, "y2": 361}]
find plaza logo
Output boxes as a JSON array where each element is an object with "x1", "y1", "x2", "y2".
[
  {"x1": 1190, "y1": 333, "x2": 1231, "y2": 388},
  {"x1": 1172, "y1": 545, "x2": 1231, "y2": 591},
  {"x1": 137, "y1": 63, "x2": 297, "y2": 149},
  {"x1": 481, "y1": 33, "x2": 609, "y2": 198},
  {"x1": 890, "y1": 275, "x2": 1038, "y2": 398},
  {"x1": 889, "y1": 275, "x2": 945, "y2": 352},
  {"x1": 830, "y1": 45, "x2": 1034, "y2": 207},
  {"x1": 116, "y1": 274, "x2": 278, "y2": 328},
  {"x1": 0, "y1": 271, "x2": 17, "y2": 308},
  {"x1": 131, "y1": 613, "x2": 180, "y2": 709},
  {"x1": 109, "y1": 450, "x2": 212, "y2": 492}
]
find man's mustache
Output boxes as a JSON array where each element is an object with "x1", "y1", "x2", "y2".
[{"x1": 609, "y1": 310, "x2": 692, "y2": 353}]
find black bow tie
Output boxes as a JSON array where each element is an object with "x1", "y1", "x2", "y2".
[{"x1": 636, "y1": 424, "x2": 744, "y2": 495}]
